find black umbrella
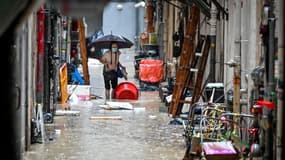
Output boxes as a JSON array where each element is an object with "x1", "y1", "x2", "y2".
[{"x1": 92, "y1": 34, "x2": 134, "y2": 49}]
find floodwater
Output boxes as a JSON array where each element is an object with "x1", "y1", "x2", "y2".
[{"x1": 24, "y1": 48, "x2": 186, "y2": 160}]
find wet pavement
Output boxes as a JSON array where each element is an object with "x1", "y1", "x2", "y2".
[{"x1": 23, "y1": 48, "x2": 186, "y2": 160}]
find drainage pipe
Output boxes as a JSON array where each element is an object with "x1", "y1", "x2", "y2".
[
  {"x1": 209, "y1": 2, "x2": 217, "y2": 82},
  {"x1": 276, "y1": 0, "x2": 284, "y2": 159}
]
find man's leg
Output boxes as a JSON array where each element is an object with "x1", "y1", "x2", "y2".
[
  {"x1": 111, "y1": 78, "x2": 118, "y2": 99},
  {"x1": 105, "y1": 89, "x2": 110, "y2": 100},
  {"x1": 111, "y1": 89, "x2": 115, "y2": 99},
  {"x1": 104, "y1": 79, "x2": 111, "y2": 101}
]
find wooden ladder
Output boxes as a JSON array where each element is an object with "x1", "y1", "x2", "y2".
[{"x1": 168, "y1": 5, "x2": 211, "y2": 118}]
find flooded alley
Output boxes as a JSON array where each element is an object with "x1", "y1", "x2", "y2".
[
  {"x1": 23, "y1": 49, "x2": 186, "y2": 160},
  {"x1": 2, "y1": 0, "x2": 284, "y2": 159}
]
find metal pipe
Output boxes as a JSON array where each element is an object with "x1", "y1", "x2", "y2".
[
  {"x1": 66, "y1": 17, "x2": 71, "y2": 64},
  {"x1": 209, "y1": 2, "x2": 217, "y2": 82},
  {"x1": 263, "y1": 0, "x2": 275, "y2": 159},
  {"x1": 37, "y1": 5, "x2": 45, "y2": 104},
  {"x1": 135, "y1": 0, "x2": 139, "y2": 51},
  {"x1": 61, "y1": 16, "x2": 67, "y2": 62},
  {"x1": 233, "y1": 56, "x2": 241, "y2": 114},
  {"x1": 44, "y1": 4, "x2": 51, "y2": 113},
  {"x1": 276, "y1": 0, "x2": 284, "y2": 159},
  {"x1": 26, "y1": 13, "x2": 34, "y2": 151}
]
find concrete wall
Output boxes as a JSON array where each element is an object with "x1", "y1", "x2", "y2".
[
  {"x1": 164, "y1": 2, "x2": 174, "y2": 61},
  {"x1": 160, "y1": 0, "x2": 264, "y2": 105},
  {"x1": 102, "y1": 2, "x2": 145, "y2": 45},
  {"x1": 47, "y1": 0, "x2": 107, "y2": 37},
  {"x1": 223, "y1": 0, "x2": 262, "y2": 93},
  {"x1": 84, "y1": 11, "x2": 103, "y2": 36}
]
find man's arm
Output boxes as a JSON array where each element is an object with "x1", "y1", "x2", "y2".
[
  {"x1": 118, "y1": 61, "x2": 128, "y2": 80},
  {"x1": 99, "y1": 56, "x2": 106, "y2": 64},
  {"x1": 118, "y1": 61, "x2": 122, "y2": 67},
  {"x1": 117, "y1": 51, "x2": 124, "y2": 68},
  {"x1": 99, "y1": 50, "x2": 109, "y2": 64}
]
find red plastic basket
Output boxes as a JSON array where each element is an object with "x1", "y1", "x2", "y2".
[
  {"x1": 139, "y1": 59, "x2": 163, "y2": 83},
  {"x1": 114, "y1": 82, "x2": 139, "y2": 100}
]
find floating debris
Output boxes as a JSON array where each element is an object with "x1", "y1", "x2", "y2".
[
  {"x1": 89, "y1": 116, "x2": 122, "y2": 120},
  {"x1": 55, "y1": 110, "x2": 80, "y2": 116}
]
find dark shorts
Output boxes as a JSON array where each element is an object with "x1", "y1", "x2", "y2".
[{"x1": 103, "y1": 70, "x2": 118, "y2": 89}]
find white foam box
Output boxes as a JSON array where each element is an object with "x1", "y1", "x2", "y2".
[{"x1": 68, "y1": 85, "x2": 91, "y2": 100}]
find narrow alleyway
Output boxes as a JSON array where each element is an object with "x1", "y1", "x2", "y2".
[
  {"x1": 23, "y1": 48, "x2": 186, "y2": 160},
  {"x1": 1, "y1": 1, "x2": 283, "y2": 159}
]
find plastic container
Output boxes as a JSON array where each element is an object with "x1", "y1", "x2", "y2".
[
  {"x1": 139, "y1": 59, "x2": 163, "y2": 83},
  {"x1": 149, "y1": 32, "x2": 157, "y2": 44},
  {"x1": 114, "y1": 82, "x2": 139, "y2": 100},
  {"x1": 68, "y1": 85, "x2": 91, "y2": 100}
]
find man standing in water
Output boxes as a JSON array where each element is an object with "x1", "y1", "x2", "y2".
[{"x1": 100, "y1": 42, "x2": 126, "y2": 100}]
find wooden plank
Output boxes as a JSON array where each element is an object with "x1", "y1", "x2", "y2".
[
  {"x1": 78, "y1": 19, "x2": 90, "y2": 85},
  {"x1": 59, "y1": 63, "x2": 68, "y2": 110},
  {"x1": 99, "y1": 102, "x2": 133, "y2": 110},
  {"x1": 55, "y1": 110, "x2": 80, "y2": 116},
  {"x1": 179, "y1": 100, "x2": 192, "y2": 104},
  {"x1": 146, "y1": 0, "x2": 155, "y2": 33},
  {"x1": 89, "y1": 116, "x2": 122, "y2": 120}
]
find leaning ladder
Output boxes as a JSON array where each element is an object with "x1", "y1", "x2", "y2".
[{"x1": 168, "y1": 5, "x2": 211, "y2": 118}]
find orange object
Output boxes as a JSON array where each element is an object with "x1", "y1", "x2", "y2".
[
  {"x1": 78, "y1": 18, "x2": 90, "y2": 85},
  {"x1": 114, "y1": 82, "x2": 139, "y2": 100},
  {"x1": 139, "y1": 59, "x2": 163, "y2": 83},
  {"x1": 60, "y1": 63, "x2": 68, "y2": 110},
  {"x1": 140, "y1": 32, "x2": 149, "y2": 46}
]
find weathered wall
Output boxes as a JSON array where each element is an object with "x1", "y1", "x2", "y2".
[
  {"x1": 223, "y1": 0, "x2": 262, "y2": 99},
  {"x1": 103, "y1": 2, "x2": 145, "y2": 45}
]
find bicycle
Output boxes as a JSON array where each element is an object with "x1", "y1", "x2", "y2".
[{"x1": 31, "y1": 103, "x2": 45, "y2": 144}]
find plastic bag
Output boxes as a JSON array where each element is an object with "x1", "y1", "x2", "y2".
[
  {"x1": 117, "y1": 65, "x2": 123, "y2": 78},
  {"x1": 117, "y1": 65, "x2": 128, "y2": 80}
]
